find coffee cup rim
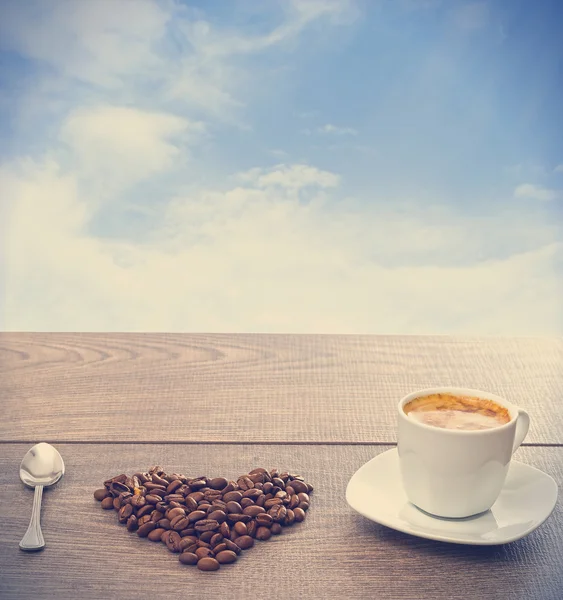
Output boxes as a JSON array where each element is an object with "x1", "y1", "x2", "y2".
[{"x1": 398, "y1": 387, "x2": 520, "y2": 434}]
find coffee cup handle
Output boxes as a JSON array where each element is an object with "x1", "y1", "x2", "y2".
[{"x1": 512, "y1": 408, "x2": 530, "y2": 454}]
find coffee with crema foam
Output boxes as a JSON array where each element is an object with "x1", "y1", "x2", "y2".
[{"x1": 404, "y1": 393, "x2": 511, "y2": 431}]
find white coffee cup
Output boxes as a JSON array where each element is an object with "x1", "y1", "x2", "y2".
[{"x1": 397, "y1": 387, "x2": 530, "y2": 518}]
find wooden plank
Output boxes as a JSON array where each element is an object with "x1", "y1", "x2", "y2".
[
  {"x1": 0, "y1": 443, "x2": 561, "y2": 600},
  {"x1": 1, "y1": 333, "x2": 562, "y2": 443}
]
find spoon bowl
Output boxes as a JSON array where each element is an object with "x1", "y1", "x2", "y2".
[{"x1": 19, "y1": 443, "x2": 65, "y2": 551}]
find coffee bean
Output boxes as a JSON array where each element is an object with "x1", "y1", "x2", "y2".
[
  {"x1": 223, "y1": 491, "x2": 243, "y2": 503},
  {"x1": 249, "y1": 468, "x2": 268, "y2": 475},
  {"x1": 144, "y1": 482, "x2": 166, "y2": 492},
  {"x1": 110, "y1": 481, "x2": 130, "y2": 496},
  {"x1": 233, "y1": 522, "x2": 247, "y2": 536},
  {"x1": 208, "y1": 510, "x2": 226, "y2": 523},
  {"x1": 289, "y1": 480, "x2": 308, "y2": 494},
  {"x1": 166, "y1": 507, "x2": 186, "y2": 520},
  {"x1": 243, "y1": 505, "x2": 265, "y2": 517},
  {"x1": 101, "y1": 497, "x2": 114, "y2": 510},
  {"x1": 152, "y1": 474, "x2": 169, "y2": 487},
  {"x1": 208, "y1": 477, "x2": 228, "y2": 490},
  {"x1": 197, "y1": 557, "x2": 220, "y2": 571},
  {"x1": 256, "y1": 527, "x2": 271, "y2": 541},
  {"x1": 242, "y1": 489, "x2": 263, "y2": 500},
  {"x1": 240, "y1": 498, "x2": 254, "y2": 509},
  {"x1": 188, "y1": 510, "x2": 207, "y2": 522},
  {"x1": 137, "y1": 522, "x2": 156, "y2": 537},
  {"x1": 204, "y1": 489, "x2": 224, "y2": 503},
  {"x1": 179, "y1": 535, "x2": 198, "y2": 548},
  {"x1": 137, "y1": 504, "x2": 153, "y2": 518},
  {"x1": 187, "y1": 491, "x2": 205, "y2": 503},
  {"x1": 119, "y1": 491, "x2": 133, "y2": 504},
  {"x1": 211, "y1": 500, "x2": 227, "y2": 512},
  {"x1": 237, "y1": 476, "x2": 254, "y2": 490},
  {"x1": 255, "y1": 513, "x2": 273, "y2": 527},
  {"x1": 126, "y1": 515, "x2": 138, "y2": 532},
  {"x1": 179, "y1": 552, "x2": 199, "y2": 565},
  {"x1": 165, "y1": 494, "x2": 185, "y2": 503},
  {"x1": 227, "y1": 513, "x2": 251, "y2": 523},
  {"x1": 226, "y1": 501, "x2": 243, "y2": 514},
  {"x1": 222, "y1": 482, "x2": 237, "y2": 494},
  {"x1": 246, "y1": 520, "x2": 257, "y2": 537},
  {"x1": 166, "y1": 480, "x2": 183, "y2": 494},
  {"x1": 183, "y1": 542, "x2": 199, "y2": 554},
  {"x1": 235, "y1": 535, "x2": 254, "y2": 550},
  {"x1": 138, "y1": 514, "x2": 152, "y2": 526},
  {"x1": 194, "y1": 519, "x2": 219, "y2": 533},
  {"x1": 98, "y1": 466, "x2": 313, "y2": 569},
  {"x1": 172, "y1": 516, "x2": 190, "y2": 532},
  {"x1": 130, "y1": 494, "x2": 146, "y2": 508},
  {"x1": 216, "y1": 550, "x2": 237, "y2": 564},
  {"x1": 150, "y1": 510, "x2": 165, "y2": 523},
  {"x1": 94, "y1": 488, "x2": 109, "y2": 501},
  {"x1": 248, "y1": 472, "x2": 266, "y2": 484},
  {"x1": 148, "y1": 528, "x2": 165, "y2": 542},
  {"x1": 163, "y1": 530, "x2": 182, "y2": 553},
  {"x1": 185, "y1": 497, "x2": 198, "y2": 512},
  {"x1": 198, "y1": 530, "x2": 214, "y2": 543},
  {"x1": 195, "y1": 547, "x2": 214, "y2": 560},
  {"x1": 188, "y1": 478, "x2": 207, "y2": 491},
  {"x1": 268, "y1": 505, "x2": 287, "y2": 523},
  {"x1": 264, "y1": 498, "x2": 283, "y2": 509},
  {"x1": 118, "y1": 504, "x2": 133, "y2": 523},
  {"x1": 224, "y1": 539, "x2": 241, "y2": 554}
]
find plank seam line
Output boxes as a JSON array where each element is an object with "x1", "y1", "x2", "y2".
[{"x1": 0, "y1": 441, "x2": 561, "y2": 447}]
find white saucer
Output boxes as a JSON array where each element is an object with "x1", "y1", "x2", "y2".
[{"x1": 346, "y1": 449, "x2": 558, "y2": 545}]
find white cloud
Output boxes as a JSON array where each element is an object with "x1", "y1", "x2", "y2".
[
  {"x1": 59, "y1": 106, "x2": 204, "y2": 191},
  {"x1": 514, "y1": 183, "x2": 561, "y2": 202},
  {"x1": 554, "y1": 164, "x2": 563, "y2": 173},
  {"x1": 0, "y1": 0, "x2": 168, "y2": 88},
  {"x1": 2, "y1": 0, "x2": 562, "y2": 336},
  {"x1": 318, "y1": 124, "x2": 358, "y2": 135},
  {"x1": 0, "y1": 0, "x2": 357, "y2": 122},
  {"x1": 238, "y1": 164, "x2": 340, "y2": 189},
  {"x1": 3, "y1": 147, "x2": 562, "y2": 334}
]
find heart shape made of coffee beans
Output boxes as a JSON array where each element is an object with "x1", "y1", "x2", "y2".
[{"x1": 95, "y1": 466, "x2": 313, "y2": 571}]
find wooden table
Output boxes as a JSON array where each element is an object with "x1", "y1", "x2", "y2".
[{"x1": 1, "y1": 333, "x2": 562, "y2": 599}]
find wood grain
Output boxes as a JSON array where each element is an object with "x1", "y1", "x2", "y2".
[
  {"x1": 1, "y1": 333, "x2": 562, "y2": 443},
  {"x1": 0, "y1": 444, "x2": 561, "y2": 600}
]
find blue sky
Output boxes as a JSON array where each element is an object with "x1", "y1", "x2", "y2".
[{"x1": 1, "y1": 0, "x2": 562, "y2": 333}]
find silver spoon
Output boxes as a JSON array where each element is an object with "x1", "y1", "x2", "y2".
[{"x1": 19, "y1": 442, "x2": 65, "y2": 551}]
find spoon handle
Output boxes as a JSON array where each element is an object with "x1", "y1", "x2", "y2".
[{"x1": 20, "y1": 485, "x2": 45, "y2": 551}]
